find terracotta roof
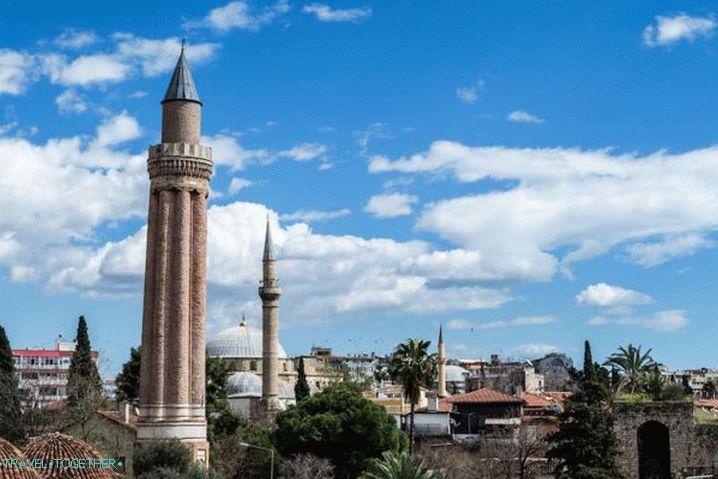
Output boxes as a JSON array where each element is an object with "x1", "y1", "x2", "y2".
[
  {"x1": 544, "y1": 391, "x2": 572, "y2": 402},
  {"x1": 446, "y1": 387, "x2": 523, "y2": 404},
  {"x1": 12, "y1": 350, "x2": 98, "y2": 358},
  {"x1": 521, "y1": 392, "x2": 552, "y2": 408},
  {"x1": 0, "y1": 436, "x2": 40, "y2": 478},
  {"x1": 97, "y1": 410, "x2": 138, "y2": 430},
  {"x1": 695, "y1": 399, "x2": 718, "y2": 409},
  {"x1": 23, "y1": 433, "x2": 123, "y2": 479}
]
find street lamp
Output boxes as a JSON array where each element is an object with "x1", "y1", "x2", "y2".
[{"x1": 238, "y1": 442, "x2": 275, "y2": 479}]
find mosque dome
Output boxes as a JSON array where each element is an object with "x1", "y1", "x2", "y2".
[
  {"x1": 0, "y1": 436, "x2": 39, "y2": 479},
  {"x1": 227, "y1": 372, "x2": 295, "y2": 400},
  {"x1": 207, "y1": 318, "x2": 287, "y2": 359},
  {"x1": 446, "y1": 365, "x2": 470, "y2": 383},
  {"x1": 23, "y1": 433, "x2": 121, "y2": 478}
]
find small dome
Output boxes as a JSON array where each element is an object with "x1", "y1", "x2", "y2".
[
  {"x1": 227, "y1": 372, "x2": 295, "y2": 400},
  {"x1": 227, "y1": 372, "x2": 262, "y2": 397},
  {"x1": 207, "y1": 320, "x2": 287, "y2": 359},
  {"x1": 0, "y1": 436, "x2": 39, "y2": 478},
  {"x1": 23, "y1": 433, "x2": 121, "y2": 478},
  {"x1": 446, "y1": 365, "x2": 470, "y2": 383}
]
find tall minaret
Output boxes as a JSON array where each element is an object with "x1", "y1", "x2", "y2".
[
  {"x1": 437, "y1": 324, "x2": 447, "y2": 398},
  {"x1": 259, "y1": 218, "x2": 282, "y2": 411},
  {"x1": 137, "y1": 44, "x2": 212, "y2": 463}
]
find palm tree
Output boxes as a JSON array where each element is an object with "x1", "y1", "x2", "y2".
[
  {"x1": 360, "y1": 451, "x2": 435, "y2": 479},
  {"x1": 603, "y1": 344, "x2": 657, "y2": 394},
  {"x1": 388, "y1": 339, "x2": 437, "y2": 453}
]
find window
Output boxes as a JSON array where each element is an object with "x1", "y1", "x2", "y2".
[{"x1": 250, "y1": 361, "x2": 257, "y2": 371}]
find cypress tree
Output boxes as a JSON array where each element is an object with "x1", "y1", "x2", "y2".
[
  {"x1": 582, "y1": 340, "x2": 594, "y2": 380},
  {"x1": 66, "y1": 315, "x2": 103, "y2": 408},
  {"x1": 547, "y1": 340, "x2": 623, "y2": 478},
  {"x1": 0, "y1": 325, "x2": 24, "y2": 442},
  {"x1": 115, "y1": 346, "x2": 141, "y2": 404},
  {"x1": 294, "y1": 357, "x2": 311, "y2": 401}
]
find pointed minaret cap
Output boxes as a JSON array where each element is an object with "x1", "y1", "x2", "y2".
[
  {"x1": 162, "y1": 40, "x2": 201, "y2": 105},
  {"x1": 263, "y1": 216, "x2": 276, "y2": 261},
  {"x1": 439, "y1": 324, "x2": 443, "y2": 344}
]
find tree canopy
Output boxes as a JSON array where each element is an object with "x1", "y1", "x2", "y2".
[
  {"x1": 547, "y1": 340, "x2": 623, "y2": 479},
  {"x1": 295, "y1": 357, "x2": 311, "y2": 402},
  {"x1": 115, "y1": 346, "x2": 141, "y2": 404},
  {"x1": 275, "y1": 383, "x2": 406, "y2": 479}
]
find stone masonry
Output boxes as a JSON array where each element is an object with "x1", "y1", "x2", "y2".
[{"x1": 137, "y1": 46, "x2": 212, "y2": 463}]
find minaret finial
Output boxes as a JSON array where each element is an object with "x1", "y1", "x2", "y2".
[
  {"x1": 439, "y1": 323, "x2": 443, "y2": 343},
  {"x1": 162, "y1": 42, "x2": 201, "y2": 105},
  {"x1": 263, "y1": 216, "x2": 275, "y2": 262},
  {"x1": 181, "y1": 38, "x2": 187, "y2": 52}
]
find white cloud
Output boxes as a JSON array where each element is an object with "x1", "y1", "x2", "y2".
[
  {"x1": 54, "y1": 29, "x2": 99, "y2": 49},
  {"x1": 576, "y1": 283, "x2": 653, "y2": 307},
  {"x1": 128, "y1": 90, "x2": 148, "y2": 99},
  {"x1": 505, "y1": 343, "x2": 560, "y2": 359},
  {"x1": 588, "y1": 310, "x2": 688, "y2": 332},
  {"x1": 44, "y1": 53, "x2": 130, "y2": 86},
  {"x1": 456, "y1": 86, "x2": 478, "y2": 105},
  {"x1": 369, "y1": 141, "x2": 718, "y2": 278},
  {"x1": 364, "y1": 193, "x2": 418, "y2": 218},
  {"x1": 93, "y1": 111, "x2": 142, "y2": 147},
  {"x1": 46, "y1": 202, "x2": 510, "y2": 321},
  {"x1": 455, "y1": 80, "x2": 485, "y2": 105},
  {"x1": 187, "y1": 1, "x2": 290, "y2": 32},
  {"x1": 0, "y1": 114, "x2": 147, "y2": 287},
  {"x1": 278, "y1": 142, "x2": 327, "y2": 161},
  {"x1": 448, "y1": 316, "x2": 555, "y2": 330},
  {"x1": 228, "y1": 177, "x2": 254, "y2": 194},
  {"x1": 507, "y1": 110, "x2": 544, "y2": 124},
  {"x1": 626, "y1": 234, "x2": 715, "y2": 267},
  {"x1": 202, "y1": 133, "x2": 271, "y2": 170},
  {"x1": 281, "y1": 208, "x2": 351, "y2": 223},
  {"x1": 643, "y1": 13, "x2": 716, "y2": 47},
  {"x1": 55, "y1": 89, "x2": 88, "y2": 115},
  {"x1": 303, "y1": 3, "x2": 372, "y2": 23},
  {"x1": 0, "y1": 50, "x2": 35, "y2": 95},
  {"x1": 114, "y1": 34, "x2": 220, "y2": 77}
]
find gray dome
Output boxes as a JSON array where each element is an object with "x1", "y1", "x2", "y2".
[
  {"x1": 207, "y1": 319, "x2": 287, "y2": 359},
  {"x1": 227, "y1": 372, "x2": 295, "y2": 400},
  {"x1": 227, "y1": 372, "x2": 262, "y2": 397},
  {"x1": 446, "y1": 365, "x2": 470, "y2": 383}
]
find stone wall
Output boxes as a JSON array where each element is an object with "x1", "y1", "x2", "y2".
[{"x1": 614, "y1": 401, "x2": 718, "y2": 478}]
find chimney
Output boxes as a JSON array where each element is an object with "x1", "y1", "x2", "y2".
[
  {"x1": 426, "y1": 392, "x2": 438, "y2": 412},
  {"x1": 123, "y1": 402, "x2": 130, "y2": 424}
]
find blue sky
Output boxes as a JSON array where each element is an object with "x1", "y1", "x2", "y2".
[{"x1": 1, "y1": 1, "x2": 718, "y2": 376}]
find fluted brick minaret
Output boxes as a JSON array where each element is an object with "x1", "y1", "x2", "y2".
[
  {"x1": 137, "y1": 44, "x2": 212, "y2": 463},
  {"x1": 437, "y1": 325, "x2": 447, "y2": 398},
  {"x1": 259, "y1": 218, "x2": 281, "y2": 411}
]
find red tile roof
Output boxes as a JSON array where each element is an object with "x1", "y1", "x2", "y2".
[
  {"x1": 521, "y1": 392, "x2": 552, "y2": 408},
  {"x1": 544, "y1": 391, "x2": 572, "y2": 403},
  {"x1": 13, "y1": 349, "x2": 99, "y2": 358},
  {"x1": 446, "y1": 387, "x2": 523, "y2": 404},
  {"x1": 415, "y1": 399, "x2": 453, "y2": 413},
  {"x1": 695, "y1": 399, "x2": 718, "y2": 409}
]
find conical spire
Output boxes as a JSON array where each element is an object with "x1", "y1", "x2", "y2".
[
  {"x1": 263, "y1": 217, "x2": 275, "y2": 262},
  {"x1": 439, "y1": 324, "x2": 443, "y2": 344},
  {"x1": 162, "y1": 41, "x2": 201, "y2": 105}
]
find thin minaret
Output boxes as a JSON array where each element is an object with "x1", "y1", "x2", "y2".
[
  {"x1": 259, "y1": 217, "x2": 282, "y2": 411},
  {"x1": 437, "y1": 324, "x2": 447, "y2": 398},
  {"x1": 137, "y1": 43, "x2": 212, "y2": 463}
]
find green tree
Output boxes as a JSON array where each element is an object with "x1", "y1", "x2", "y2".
[
  {"x1": 603, "y1": 344, "x2": 657, "y2": 394},
  {"x1": 295, "y1": 357, "x2": 311, "y2": 401},
  {"x1": 115, "y1": 346, "x2": 141, "y2": 404},
  {"x1": 67, "y1": 315, "x2": 103, "y2": 405},
  {"x1": 134, "y1": 438, "x2": 191, "y2": 478},
  {"x1": 703, "y1": 380, "x2": 717, "y2": 399},
  {"x1": 388, "y1": 339, "x2": 436, "y2": 453},
  {"x1": 66, "y1": 315, "x2": 104, "y2": 439},
  {"x1": 0, "y1": 325, "x2": 24, "y2": 442},
  {"x1": 644, "y1": 368, "x2": 665, "y2": 400},
  {"x1": 205, "y1": 354, "x2": 236, "y2": 442},
  {"x1": 275, "y1": 383, "x2": 406, "y2": 479},
  {"x1": 212, "y1": 416, "x2": 276, "y2": 479},
  {"x1": 547, "y1": 340, "x2": 624, "y2": 479},
  {"x1": 360, "y1": 451, "x2": 435, "y2": 479}
]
